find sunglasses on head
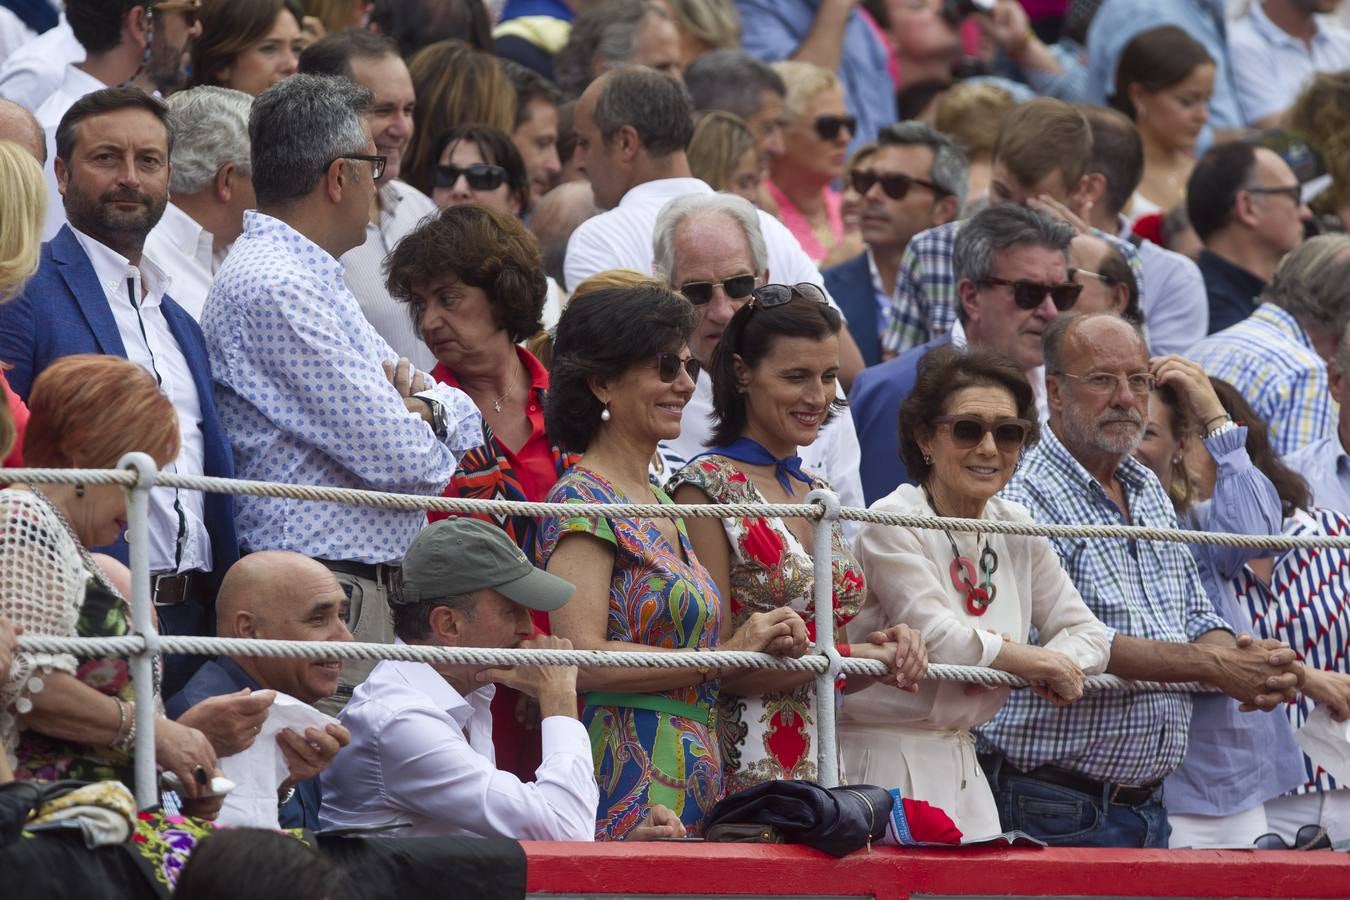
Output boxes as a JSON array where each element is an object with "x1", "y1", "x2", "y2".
[
  {"x1": 679, "y1": 274, "x2": 756, "y2": 306},
  {"x1": 849, "y1": 169, "x2": 947, "y2": 201},
  {"x1": 433, "y1": 162, "x2": 508, "y2": 191},
  {"x1": 979, "y1": 276, "x2": 1083, "y2": 311},
  {"x1": 931, "y1": 415, "x2": 1031, "y2": 451},
  {"x1": 813, "y1": 115, "x2": 857, "y2": 142},
  {"x1": 654, "y1": 353, "x2": 701, "y2": 383},
  {"x1": 746, "y1": 282, "x2": 828, "y2": 311}
]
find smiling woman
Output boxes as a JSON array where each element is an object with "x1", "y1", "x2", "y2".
[{"x1": 191, "y1": 0, "x2": 305, "y2": 96}]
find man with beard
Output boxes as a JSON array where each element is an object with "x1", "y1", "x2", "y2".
[
  {"x1": 35, "y1": 0, "x2": 203, "y2": 239},
  {"x1": 975, "y1": 311, "x2": 1305, "y2": 848},
  {"x1": 0, "y1": 88, "x2": 238, "y2": 693}
]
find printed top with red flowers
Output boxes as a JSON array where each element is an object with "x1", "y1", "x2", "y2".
[{"x1": 669, "y1": 454, "x2": 864, "y2": 795}]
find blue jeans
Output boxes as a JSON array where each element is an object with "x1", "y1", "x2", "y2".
[{"x1": 980, "y1": 753, "x2": 1171, "y2": 848}]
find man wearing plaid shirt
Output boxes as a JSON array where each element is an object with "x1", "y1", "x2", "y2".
[{"x1": 983, "y1": 312, "x2": 1303, "y2": 848}]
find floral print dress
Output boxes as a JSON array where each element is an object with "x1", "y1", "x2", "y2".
[
  {"x1": 669, "y1": 455, "x2": 865, "y2": 795},
  {"x1": 538, "y1": 467, "x2": 726, "y2": 839}
]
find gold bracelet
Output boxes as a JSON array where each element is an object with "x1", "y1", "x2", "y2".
[{"x1": 110, "y1": 699, "x2": 136, "y2": 753}]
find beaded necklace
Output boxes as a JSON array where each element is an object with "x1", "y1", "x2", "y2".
[{"x1": 923, "y1": 485, "x2": 999, "y2": 616}]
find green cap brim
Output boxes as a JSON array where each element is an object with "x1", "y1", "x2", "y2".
[{"x1": 493, "y1": 565, "x2": 576, "y2": 612}]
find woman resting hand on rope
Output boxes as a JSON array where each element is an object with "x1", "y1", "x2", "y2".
[
  {"x1": 670, "y1": 283, "x2": 927, "y2": 796},
  {"x1": 538, "y1": 281, "x2": 809, "y2": 840},
  {"x1": 839, "y1": 346, "x2": 1111, "y2": 839},
  {"x1": 0, "y1": 356, "x2": 222, "y2": 817}
]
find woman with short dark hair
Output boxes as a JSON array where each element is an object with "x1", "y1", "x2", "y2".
[
  {"x1": 671, "y1": 283, "x2": 926, "y2": 795},
  {"x1": 841, "y1": 344, "x2": 1110, "y2": 838},
  {"x1": 538, "y1": 282, "x2": 809, "y2": 839}
]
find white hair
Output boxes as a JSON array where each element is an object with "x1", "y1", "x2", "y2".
[
  {"x1": 652, "y1": 192, "x2": 768, "y2": 282},
  {"x1": 166, "y1": 86, "x2": 253, "y2": 195}
]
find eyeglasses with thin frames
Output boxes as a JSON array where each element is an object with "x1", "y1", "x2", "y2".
[
  {"x1": 1057, "y1": 371, "x2": 1156, "y2": 395},
  {"x1": 979, "y1": 276, "x2": 1082, "y2": 311},
  {"x1": 334, "y1": 154, "x2": 387, "y2": 180},
  {"x1": 1245, "y1": 183, "x2": 1303, "y2": 205},
  {"x1": 1069, "y1": 268, "x2": 1117, "y2": 286}
]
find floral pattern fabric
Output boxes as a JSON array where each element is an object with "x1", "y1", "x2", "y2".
[
  {"x1": 669, "y1": 455, "x2": 865, "y2": 794},
  {"x1": 537, "y1": 467, "x2": 725, "y2": 839}
]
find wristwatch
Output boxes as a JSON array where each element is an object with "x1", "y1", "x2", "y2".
[{"x1": 413, "y1": 391, "x2": 448, "y2": 438}]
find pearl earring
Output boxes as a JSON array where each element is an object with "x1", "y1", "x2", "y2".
[{"x1": 600, "y1": 403, "x2": 611, "y2": 422}]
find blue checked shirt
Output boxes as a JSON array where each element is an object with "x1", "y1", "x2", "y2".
[
  {"x1": 1189, "y1": 303, "x2": 1338, "y2": 456},
  {"x1": 880, "y1": 220, "x2": 1146, "y2": 356},
  {"x1": 980, "y1": 426, "x2": 1230, "y2": 786},
  {"x1": 202, "y1": 211, "x2": 482, "y2": 565}
]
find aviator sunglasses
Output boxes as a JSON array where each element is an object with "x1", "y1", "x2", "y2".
[
  {"x1": 654, "y1": 353, "x2": 701, "y2": 383},
  {"x1": 931, "y1": 415, "x2": 1031, "y2": 451},
  {"x1": 850, "y1": 169, "x2": 948, "y2": 201},
  {"x1": 679, "y1": 274, "x2": 757, "y2": 306},
  {"x1": 979, "y1": 276, "x2": 1083, "y2": 312},
  {"x1": 814, "y1": 115, "x2": 857, "y2": 141},
  {"x1": 433, "y1": 162, "x2": 509, "y2": 191}
]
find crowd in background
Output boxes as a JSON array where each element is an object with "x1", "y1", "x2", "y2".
[{"x1": 1, "y1": 1, "x2": 1350, "y2": 890}]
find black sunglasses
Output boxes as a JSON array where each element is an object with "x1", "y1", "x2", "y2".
[
  {"x1": 1246, "y1": 183, "x2": 1303, "y2": 205},
  {"x1": 654, "y1": 353, "x2": 701, "y2": 383},
  {"x1": 150, "y1": 0, "x2": 200, "y2": 27},
  {"x1": 747, "y1": 282, "x2": 828, "y2": 311},
  {"x1": 333, "y1": 154, "x2": 387, "y2": 180},
  {"x1": 433, "y1": 162, "x2": 508, "y2": 191},
  {"x1": 1254, "y1": 824, "x2": 1330, "y2": 851},
  {"x1": 679, "y1": 274, "x2": 756, "y2": 306},
  {"x1": 931, "y1": 415, "x2": 1031, "y2": 451},
  {"x1": 813, "y1": 115, "x2": 857, "y2": 141},
  {"x1": 979, "y1": 276, "x2": 1083, "y2": 311},
  {"x1": 850, "y1": 169, "x2": 947, "y2": 201}
]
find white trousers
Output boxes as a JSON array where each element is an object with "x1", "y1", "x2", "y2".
[
  {"x1": 1167, "y1": 805, "x2": 1269, "y2": 848},
  {"x1": 1264, "y1": 791, "x2": 1350, "y2": 844}
]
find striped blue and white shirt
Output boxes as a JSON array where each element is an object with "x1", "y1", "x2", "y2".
[
  {"x1": 1189, "y1": 303, "x2": 1338, "y2": 456},
  {"x1": 979, "y1": 426, "x2": 1230, "y2": 786}
]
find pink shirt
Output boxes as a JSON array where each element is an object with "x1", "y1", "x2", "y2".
[{"x1": 765, "y1": 180, "x2": 845, "y2": 264}]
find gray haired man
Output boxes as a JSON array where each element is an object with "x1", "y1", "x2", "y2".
[
  {"x1": 202, "y1": 74, "x2": 482, "y2": 715},
  {"x1": 144, "y1": 86, "x2": 254, "y2": 319}
]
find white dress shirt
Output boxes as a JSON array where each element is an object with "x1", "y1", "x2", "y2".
[
  {"x1": 340, "y1": 179, "x2": 438, "y2": 372},
  {"x1": 1229, "y1": 1, "x2": 1350, "y2": 125},
  {"x1": 143, "y1": 202, "x2": 221, "y2": 321},
  {"x1": 0, "y1": 8, "x2": 35, "y2": 69},
  {"x1": 35, "y1": 63, "x2": 107, "y2": 241},
  {"x1": 0, "y1": 15, "x2": 83, "y2": 111},
  {"x1": 319, "y1": 656, "x2": 599, "y2": 840},
  {"x1": 69, "y1": 227, "x2": 212, "y2": 574},
  {"x1": 657, "y1": 368, "x2": 866, "y2": 537},
  {"x1": 564, "y1": 177, "x2": 843, "y2": 315}
]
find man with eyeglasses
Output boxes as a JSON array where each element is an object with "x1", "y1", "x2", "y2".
[
  {"x1": 823, "y1": 122, "x2": 965, "y2": 368},
  {"x1": 1067, "y1": 234, "x2": 1141, "y2": 324},
  {"x1": 850, "y1": 204, "x2": 1078, "y2": 505},
  {"x1": 651, "y1": 191, "x2": 866, "y2": 523},
  {"x1": 32, "y1": 0, "x2": 203, "y2": 241},
  {"x1": 1187, "y1": 141, "x2": 1312, "y2": 335},
  {"x1": 979, "y1": 311, "x2": 1305, "y2": 848},
  {"x1": 299, "y1": 29, "x2": 439, "y2": 370},
  {"x1": 203, "y1": 75, "x2": 482, "y2": 716}
]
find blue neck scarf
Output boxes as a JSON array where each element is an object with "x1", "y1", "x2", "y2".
[{"x1": 697, "y1": 436, "x2": 813, "y2": 496}]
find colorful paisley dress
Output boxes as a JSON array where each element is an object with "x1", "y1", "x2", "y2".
[
  {"x1": 537, "y1": 467, "x2": 724, "y2": 839},
  {"x1": 669, "y1": 455, "x2": 865, "y2": 795}
]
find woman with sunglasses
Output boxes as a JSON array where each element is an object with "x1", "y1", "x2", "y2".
[
  {"x1": 1133, "y1": 369, "x2": 1342, "y2": 848},
  {"x1": 430, "y1": 124, "x2": 532, "y2": 219},
  {"x1": 841, "y1": 345, "x2": 1110, "y2": 838},
  {"x1": 765, "y1": 61, "x2": 860, "y2": 268},
  {"x1": 539, "y1": 281, "x2": 810, "y2": 839},
  {"x1": 670, "y1": 283, "x2": 927, "y2": 795}
]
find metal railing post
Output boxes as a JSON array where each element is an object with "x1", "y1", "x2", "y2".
[
  {"x1": 119, "y1": 452, "x2": 160, "y2": 809},
  {"x1": 805, "y1": 488, "x2": 842, "y2": 787}
]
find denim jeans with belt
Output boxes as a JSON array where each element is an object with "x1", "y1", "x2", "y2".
[{"x1": 979, "y1": 752, "x2": 1172, "y2": 848}]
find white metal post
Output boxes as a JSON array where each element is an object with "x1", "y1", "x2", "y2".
[
  {"x1": 805, "y1": 488, "x2": 842, "y2": 787},
  {"x1": 120, "y1": 452, "x2": 161, "y2": 809}
]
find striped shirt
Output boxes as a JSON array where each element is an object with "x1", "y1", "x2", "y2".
[
  {"x1": 981, "y1": 426, "x2": 1229, "y2": 786},
  {"x1": 1189, "y1": 303, "x2": 1338, "y2": 456},
  {"x1": 880, "y1": 220, "x2": 1145, "y2": 356}
]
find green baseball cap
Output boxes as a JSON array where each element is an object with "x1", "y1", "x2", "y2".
[{"x1": 397, "y1": 518, "x2": 575, "y2": 612}]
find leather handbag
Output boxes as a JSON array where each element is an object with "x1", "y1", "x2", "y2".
[{"x1": 704, "y1": 780, "x2": 892, "y2": 857}]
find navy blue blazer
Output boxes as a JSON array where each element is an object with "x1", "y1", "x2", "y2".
[
  {"x1": 0, "y1": 226, "x2": 239, "y2": 584},
  {"x1": 823, "y1": 250, "x2": 882, "y2": 368},
  {"x1": 849, "y1": 332, "x2": 953, "y2": 506}
]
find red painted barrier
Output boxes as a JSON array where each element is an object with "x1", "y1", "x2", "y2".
[{"x1": 524, "y1": 842, "x2": 1350, "y2": 898}]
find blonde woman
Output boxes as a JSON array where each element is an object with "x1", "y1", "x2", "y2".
[
  {"x1": 688, "y1": 111, "x2": 762, "y2": 205},
  {"x1": 0, "y1": 140, "x2": 44, "y2": 303}
]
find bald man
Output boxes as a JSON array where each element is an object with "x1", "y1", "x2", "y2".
[
  {"x1": 0, "y1": 97, "x2": 44, "y2": 163},
  {"x1": 168, "y1": 551, "x2": 353, "y2": 829}
]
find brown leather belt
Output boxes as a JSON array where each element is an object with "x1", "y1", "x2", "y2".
[
  {"x1": 152, "y1": 572, "x2": 198, "y2": 606},
  {"x1": 1025, "y1": 764, "x2": 1161, "y2": 807}
]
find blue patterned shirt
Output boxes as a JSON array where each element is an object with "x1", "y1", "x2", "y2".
[
  {"x1": 880, "y1": 220, "x2": 1145, "y2": 356},
  {"x1": 981, "y1": 426, "x2": 1229, "y2": 785},
  {"x1": 202, "y1": 211, "x2": 482, "y2": 564},
  {"x1": 1189, "y1": 303, "x2": 1337, "y2": 456}
]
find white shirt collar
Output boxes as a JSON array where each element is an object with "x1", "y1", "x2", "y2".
[
  {"x1": 69, "y1": 224, "x2": 172, "y2": 306},
  {"x1": 156, "y1": 202, "x2": 216, "y2": 272},
  {"x1": 60, "y1": 61, "x2": 108, "y2": 97},
  {"x1": 617, "y1": 177, "x2": 712, "y2": 208},
  {"x1": 392, "y1": 649, "x2": 495, "y2": 727}
]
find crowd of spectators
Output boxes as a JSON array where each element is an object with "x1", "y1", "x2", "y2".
[{"x1": 1, "y1": 1, "x2": 1350, "y2": 890}]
